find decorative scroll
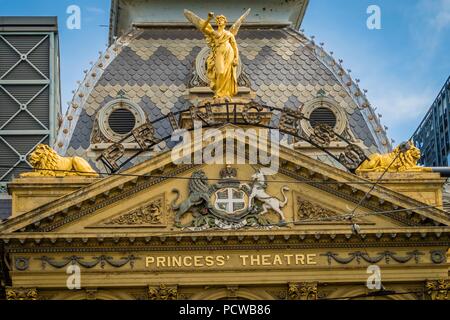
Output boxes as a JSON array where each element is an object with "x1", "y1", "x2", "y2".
[
  {"x1": 6, "y1": 287, "x2": 38, "y2": 300},
  {"x1": 148, "y1": 284, "x2": 177, "y2": 300},
  {"x1": 103, "y1": 197, "x2": 163, "y2": 225},
  {"x1": 288, "y1": 282, "x2": 318, "y2": 300},
  {"x1": 426, "y1": 279, "x2": 449, "y2": 300},
  {"x1": 36, "y1": 254, "x2": 140, "y2": 269},
  {"x1": 96, "y1": 101, "x2": 368, "y2": 173},
  {"x1": 321, "y1": 251, "x2": 424, "y2": 265}
]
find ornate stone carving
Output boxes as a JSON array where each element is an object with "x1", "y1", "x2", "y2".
[
  {"x1": 104, "y1": 197, "x2": 164, "y2": 225},
  {"x1": 426, "y1": 279, "x2": 449, "y2": 300},
  {"x1": 321, "y1": 251, "x2": 424, "y2": 265},
  {"x1": 288, "y1": 282, "x2": 318, "y2": 300},
  {"x1": 171, "y1": 167, "x2": 289, "y2": 230},
  {"x1": 85, "y1": 288, "x2": 98, "y2": 300},
  {"x1": 37, "y1": 254, "x2": 140, "y2": 269},
  {"x1": 19, "y1": 144, "x2": 98, "y2": 177},
  {"x1": 6, "y1": 287, "x2": 38, "y2": 300},
  {"x1": 297, "y1": 199, "x2": 338, "y2": 221},
  {"x1": 148, "y1": 284, "x2": 177, "y2": 300}
]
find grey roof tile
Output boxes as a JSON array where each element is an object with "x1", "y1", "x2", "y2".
[{"x1": 0, "y1": 198, "x2": 11, "y2": 220}]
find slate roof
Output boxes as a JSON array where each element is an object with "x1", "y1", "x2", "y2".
[
  {"x1": 57, "y1": 26, "x2": 390, "y2": 170},
  {"x1": 0, "y1": 199, "x2": 11, "y2": 221}
]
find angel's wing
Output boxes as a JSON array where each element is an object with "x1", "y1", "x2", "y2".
[
  {"x1": 229, "y1": 8, "x2": 251, "y2": 36},
  {"x1": 184, "y1": 9, "x2": 214, "y2": 35}
]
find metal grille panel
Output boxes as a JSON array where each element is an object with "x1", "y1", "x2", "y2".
[{"x1": 0, "y1": 31, "x2": 54, "y2": 185}]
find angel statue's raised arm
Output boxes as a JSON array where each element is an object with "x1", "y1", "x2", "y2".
[{"x1": 184, "y1": 8, "x2": 251, "y2": 101}]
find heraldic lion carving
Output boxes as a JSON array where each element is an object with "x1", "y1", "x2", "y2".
[
  {"x1": 171, "y1": 170, "x2": 212, "y2": 226},
  {"x1": 20, "y1": 144, "x2": 98, "y2": 177},
  {"x1": 356, "y1": 141, "x2": 431, "y2": 173}
]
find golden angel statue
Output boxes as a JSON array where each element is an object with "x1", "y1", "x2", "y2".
[{"x1": 184, "y1": 9, "x2": 251, "y2": 100}]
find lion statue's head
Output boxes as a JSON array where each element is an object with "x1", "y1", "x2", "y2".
[
  {"x1": 188, "y1": 170, "x2": 210, "y2": 193},
  {"x1": 395, "y1": 141, "x2": 422, "y2": 170},
  {"x1": 27, "y1": 144, "x2": 59, "y2": 171}
]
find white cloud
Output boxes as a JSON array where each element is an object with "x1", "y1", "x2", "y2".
[
  {"x1": 418, "y1": 0, "x2": 450, "y2": 30},
  {"x1": 433, "y1": 0, "x2": 450, "y2": 30},
  {"x1": 371, "y1": 89, "x2": 434, "y2": 123},
  {"x1": 86, "y1": 6, "x2": 105, "y2": 15}
]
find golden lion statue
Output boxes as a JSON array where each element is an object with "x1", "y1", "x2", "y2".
[
  {"x1": 356, "y1": 141, "x2": 432, "y2": 173},
  {"x1": 20, "y1": 144, "x2": 98, "y2": 177}
]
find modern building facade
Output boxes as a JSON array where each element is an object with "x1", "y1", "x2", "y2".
[
  {"x1": 0, "y1": 17, "x2": 61, "y2": 220},
  {"x1": 413, "y1": 76, "x2": 450, "y2": 166}
]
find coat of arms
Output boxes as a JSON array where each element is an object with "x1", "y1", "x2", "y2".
[{"x1": 171, "y1": 166, "x2": 289, "y2": 230}]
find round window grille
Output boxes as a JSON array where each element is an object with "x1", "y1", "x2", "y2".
[
  {"x1": 309, "y1": 107, "x2": 337, "y2": 128},
  {"x1": 108, "y1": 108, "x2": 136, "y2": 135},
  {"x1": 98, "y1": 98, "x2": 147, "y2": 142}
]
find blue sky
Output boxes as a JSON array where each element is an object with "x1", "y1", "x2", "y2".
[{"x1": 1, "y1": 0, "x2": 449, "y2": 144}]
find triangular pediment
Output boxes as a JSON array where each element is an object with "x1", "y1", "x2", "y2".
[{"x1": 1, "y1": 124, "x2": 449, "y2": 237}]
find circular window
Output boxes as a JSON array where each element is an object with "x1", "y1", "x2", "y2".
[
  {"x1": 309, "y1": 107, "x2": 337, "y2": 128},
  {"x1": 300, "y1": 97, "x2": 347, "y2": 137},
  {"x1": 98, "y1": 98, "x2": 146, "y2": 142},
  {"x1": 108, "y1": 108, "x2": 136, "y2": 134}
]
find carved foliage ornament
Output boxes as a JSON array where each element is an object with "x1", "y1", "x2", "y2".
[
  {"x1": 426, "y1": 279, "x2": 449, "y2": 300},
  {"x1": 103, "y1": 197, "x2": 164, "y2": 225},
  {"x1": 6, "y1": 287, "x2": 38, "y2": 300},
  {"x1": 297, "y1": 199, "x2": 341, "y2": 221},
  {"x1": 148, "y1": 284, "x2": 177, "y2": 300},
  {"x1": 288, "y1": 282, "x2": 318, "y2": 300}
]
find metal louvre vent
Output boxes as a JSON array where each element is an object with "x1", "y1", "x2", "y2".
[
  {"x1": 108, "y1": 109, "x2": 136, "y2": 135},
  {"x1": 309, "y1": 107, "x2": 337, "y2": 128},
  {"x1": 0, "y1": 31, "x2": 52, "y2": 185}
]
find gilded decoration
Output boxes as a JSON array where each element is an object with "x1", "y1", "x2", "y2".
[
  {"x1": 356, "y1": 141, "x2": 431, "y2": 173},
  {"x1": 184, "y1": 9, "x2": 251, "y2": 100},
  {"x1": 148, "y1": 284, "x2": 178, "y2": 300},
  {"x1": 103, "y1": 197, "x2": 164, "y2": 226},
  {"x1": 426, "y1": 279, "x2": 449, "y2": 300},
  {"x1": 288, "y1": 282, "x2": 318, "y2": 300},
  {"x1": 171, "y1": 166, "x2": 289, "y2": 230},
  {"x1": 19, "y1": 144, "x2": 98, "y2": 177},
  {"x1": 6, "y1": 287, "x2": 38, "y2": 300}
]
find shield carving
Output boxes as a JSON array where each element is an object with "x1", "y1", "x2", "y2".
[{"x1": 213, "y1": 187, "x2": 248, "y2": 215}]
